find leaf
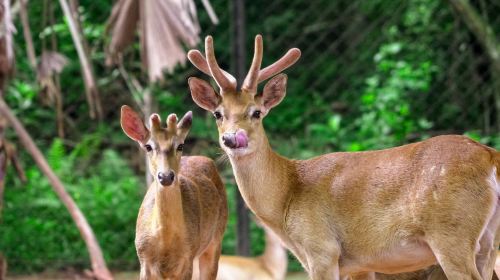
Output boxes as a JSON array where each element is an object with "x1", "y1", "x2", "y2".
[
  {"x1": 37, "y1": 51, "x2": 68, "y2": 79},
  {"x1": 106, "y1": 0, "x2": 213, "y2": 82}
]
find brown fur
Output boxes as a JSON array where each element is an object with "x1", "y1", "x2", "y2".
[
  {"x1": 121, "y1": 106, "x2": 228, "y2": 280},
  {"x1": 187, "y1": 35, "x2": 500, "y2": 280},
  {"x1": 215, "y1": 226, "x2": 288, "y2": 280},
  {"x1": 353, "y1": 258, "x2": 499, "y2": 280}
]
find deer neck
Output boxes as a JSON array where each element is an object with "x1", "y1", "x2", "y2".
[
  {"x1": 152, "y1": 180, "x2": 186, "y2": 237},
  {"x1": 228, "y1": 135, "x2": 294, "y2": 229}
]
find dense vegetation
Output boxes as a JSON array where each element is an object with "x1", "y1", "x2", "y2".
[{"x1": 0, "y1": 0, "x2": 498, "y2": 274}]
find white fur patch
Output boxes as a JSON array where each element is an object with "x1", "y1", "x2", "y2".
[
  {"x1": 439, "y1": 166, "x2": 446, "y2": 176},
  {"x1": 488, "y1": 167, "x2": 499, "y2": 195}
]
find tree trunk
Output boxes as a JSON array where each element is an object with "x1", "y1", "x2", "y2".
[
  {"x1": 0, "y1": 254, "x2": 6, "y2": 280},
  {"x1": 231, "y1": 0, "x2": 251, "y2": 256},
  {"x1": 58, "y1": 0, "x2": 102, "y2": 120},
  {"x1": 447, "y1": 0, "x2": 500, "y2": 130},
  {"x1": 0, "y1": 97, "x2": 113, "y2": 280},
  {"x1": 19, "y1": 0, "x2": 36, "y2": 70}
]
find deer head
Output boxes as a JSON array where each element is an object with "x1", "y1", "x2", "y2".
[
  {"x1": 187, "y1": 35, "x2": 300, "y2": 157},
  {"x1": 120, "y1": 105, "x2": 192, "y2": 186}
]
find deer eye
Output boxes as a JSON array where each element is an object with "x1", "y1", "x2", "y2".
[
  {"x1": 177, "y1": 144, "x2": 184, "y2": 152},
  {"x1": 252, "y1": 110, "x2": 262, "y2": 119},
  {"x1": 144, "y1": 144, "x2": 153, "y2": 152},
  {"x1": 213, "y1": 111, "x2": 222, "y2": 120}
]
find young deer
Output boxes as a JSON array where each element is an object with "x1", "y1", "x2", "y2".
[
  {"x1": 216, "y1": 224, "x2": 288, "y2": 280},
  {"x1": 187, "y1": 35, "x2": 500, "y2": 280},
  {"x1": 120, "y1": 105, "x2": 228, "y2": 280}
]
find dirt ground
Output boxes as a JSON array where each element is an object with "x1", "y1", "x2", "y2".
[{"x1": 7, "y1": 271, "x2": 309, "y2": 280}]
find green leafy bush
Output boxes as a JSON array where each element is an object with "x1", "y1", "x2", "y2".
[{"x1": 1, "y1": 140, "x2": 143, "y2": 272}]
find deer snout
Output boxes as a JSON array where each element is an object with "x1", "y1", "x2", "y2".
[
  {"x1": 157, "y1": 170, "x2": 175, "y2": 186},
  {"x1": 222, "y1": 130, "x2": 248, "y2": 149}
]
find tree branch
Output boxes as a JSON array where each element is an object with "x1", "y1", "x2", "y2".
[
  {"x1": 447, "y1": 0, "x2": 500, "y2": 130},
  {"x1": 447, "y1": 0, "x2": 500, "y2": 71},
  {"x1": 0, "y1": 97, "x2": 112, "y2": 280},
  {"x1": 19, "y1": 0, "x2": 36, "y2": 70},
  {"x1": 58, "y1": 0, "x2": 102, "y2": 119}
]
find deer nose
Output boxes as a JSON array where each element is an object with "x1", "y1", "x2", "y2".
[
  {"x1": 157, "y1": 171, "x2": 175, "y2": 186},
  {"x1": 222, "y1": 131, "x2": 249, "y2": 149},
  {"x1": 222, "y1": 134, "x2": 238, "y2": 149}
]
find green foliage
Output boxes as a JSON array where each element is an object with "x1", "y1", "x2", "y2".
[
  {"x1": 1, "y1": 0, "x2": 498, "y2": 275},
  {"x1": 1, "y1": 140, "x2": 143, "y2": 272},
  {"x1": 464, "y1": 131, "x2": 500, "y2": 149},
  {"x1": 308, "y1": 41, "x2": 435, "y2": 152}
]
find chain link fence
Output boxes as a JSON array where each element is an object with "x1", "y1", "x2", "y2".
[{"x1": 191, "y1": 0, "x2": 500, "y2": 139}]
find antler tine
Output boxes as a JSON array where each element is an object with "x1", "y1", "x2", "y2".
[
  {"x1": 187, "y1": 50, "x2": 212, "y2": 76},
  {"x1": 258, "y1": 48, "x2": 301, "y2": 83},
  {"x1": 187, "y1": 49, "x2": 238, "y2": 91},
  {"x1": 205, "y1": 36, "x2": 237, "y2": 92},
  {"x1": 242, "y1": 35, "x2": 263, "y2": 92}
]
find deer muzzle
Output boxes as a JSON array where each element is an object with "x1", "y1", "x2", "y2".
[
  {"x1": 157, "y1": 170, "x2": 175, "y2": 186},
  {"x1": 222, "y1": 130, "x2": 248, "y2": 149}
]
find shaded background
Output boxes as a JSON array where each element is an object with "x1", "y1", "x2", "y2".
[{"x1": 0, "y1": 0, "x2": 499, "y2": 275}]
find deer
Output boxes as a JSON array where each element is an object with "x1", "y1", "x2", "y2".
[
  {"x1": 186, "y1": 34, "x2": 500, "y2": 280},
  {"x1": 120, "y1": 105, "x2": 228, "y2": 280},
  {"x1": 191, "y1": 220, "x2": 288, "y2": 280},
  {"x1": 360, "y1": 259, "x2": 500, "y2": 280},
  {"x1": 216, "y1": 222, "x2": 288, "y2": 280}
]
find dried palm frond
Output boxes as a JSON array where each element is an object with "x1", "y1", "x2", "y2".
[
  {"x1": 37, "y1": 51, "x2": 68, "y2": 138},
  {"x1": 0, "y1": 0, "x2": 15, "y2": 91},
  {"x1": 107, "y1": 0, "x2": 218, "y2": 82},
  {"x1": 38, "y1": 51, "x2": 68, "y2": 79}
]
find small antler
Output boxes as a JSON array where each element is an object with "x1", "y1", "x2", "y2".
[
  {"x1": 258, "y1": 48, "x2": 301, "y2": 83},
  {"x1": 243, "y1": 35, "x2": 301, "y2": 93},
  {"x1": 242, "y1": 35, "x2": 263, "y2": 92},
  {"x1": 187, "y1": 35, "x2": 300, "y2": 94},
  {"x1": 187, "y1": 36, "x2": 237, "y2": 93}
]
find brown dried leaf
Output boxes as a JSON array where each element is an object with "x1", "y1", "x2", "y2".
[
  {"x1": 37, "y1": 51, "x2": 68, "y2": 79},
  {"x1": 107, "y1": 0, "x2": 210, "y2": 82},
  {"x1": 106, "y1": 0, "x2": 139, "y2": 64}
]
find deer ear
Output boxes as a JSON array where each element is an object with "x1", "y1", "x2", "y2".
[
  {"x1": 120, "y1": 105, "x2": 149, "y2": 144},
  {"x1": 258, "y1": 74, "x2": 287, "y2": 110},
  {"x1": 177, "y1": 111, "x2": 193, "y2": 138},
  {"x1": 188, "y1": 77, "x2": 220, "y2": 111}
]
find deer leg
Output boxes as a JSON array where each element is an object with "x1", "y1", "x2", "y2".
[
  {"x1": 476, "y1": 203, "x2": 500, "y2": 280},
  {"x1": 138, "y1": 266, "x2": 148, "y2": 280},
  {"x1": 476, "y1": 232, "x2": 497, "y2": 280},
  {"x1": 304, "y1": 248, "x2": 341, "y2": 280},
  {"x1": 180, "y1": 263, "x2": 194, "y2": 280},
  {"x1": 198, "y1": 239, "x2": 222, "y2": 280},
  {"x1": 309, "y1": 262, "x2": 340, "y2": 280},
  {"x1": 428, "y1": 237, "x2": 482, "y2": 280}
]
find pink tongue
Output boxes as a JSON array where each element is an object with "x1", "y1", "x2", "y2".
[{"x1": 234, "y1": 131, "x2": 248, "y2": 148}]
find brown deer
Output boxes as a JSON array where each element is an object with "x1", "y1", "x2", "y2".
[
  {"x1": 368, "y1": 252, "x2": 500, "y2": 280},
  {"x1": 186, "y1": 35, "x2": 500, "y2": 280},
  {"x1": 120, "y1": 105, "x2": 228, "y2": 280},
  {"x1": 216, "y1": 223, "x2": 288, "y2": 280}
]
